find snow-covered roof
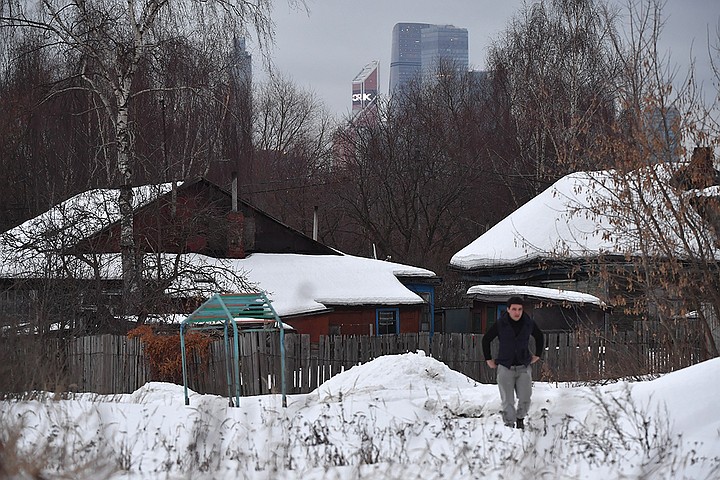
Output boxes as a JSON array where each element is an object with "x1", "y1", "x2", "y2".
[
  {"x1": 0, "y1": 248, "x2": 436, "y2": 318},
  {"x1": 687, "y1": 184, "x2": 720, "y2": 197},
  {"x1": 451, "y1": 165, "x2": 719, "y2": 270},
  {"x1": 0, "y1": 183, "x2": 177, "y2": 253},
  {"x1": 466, "y1": 284, "x2": 605, "y2": 307},
  {"x1": 126, "y1": 313, "x2": 297, "y2": 330},
  {"x1": 0, "y1": 179, "x2": 437, "y2": 318},
  {"x1": 170, "y1": 253, "x2": 435, "y2": 317}
]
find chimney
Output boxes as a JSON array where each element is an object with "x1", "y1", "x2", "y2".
[
  {"x1": 231, "y1": 171, "x2": 238, "y2": 212},
  {"x1": 227, "y1": 170, "x2": 245, "y2": 258},
  {"x1": 313, "y1": 206, "x2": 318, "y2": 241}
]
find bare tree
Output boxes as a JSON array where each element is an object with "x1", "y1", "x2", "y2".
[
  {"x1": 247, "y1": 74, "x2": 335, "y2": 236},
  {"x1": 331, "y1": 67, "x2": 515, "y2": 304},
  {"x1": 604, "y1": 3, "x2": 717, "y2": 355},
  {"x1": 487, "y1": 0, "x2": 622, "y2": 193},
  {"x1": 0, "y1": 32, "x2": 105, "y2": 227},
  {"x1": 546, "y1": 0, "x2": 720, "y2": 356}
]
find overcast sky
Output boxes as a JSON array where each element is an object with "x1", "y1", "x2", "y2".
[{"x1": 256, "y1": 0, "x2": 720, "y2": 118}]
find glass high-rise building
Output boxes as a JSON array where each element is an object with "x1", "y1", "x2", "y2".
[
  {"x1": 420, "y1": 25, "x2": 469, "y2": 77},
  {"x1": 389, "y1": 22, "x2": 468, "y2": 93},
  {"x1": 232, "y1": 37, "x2": 252, "y2": 88},
  {"x1": 389, "y1": 23, "x2": 430, "y2": 94}
]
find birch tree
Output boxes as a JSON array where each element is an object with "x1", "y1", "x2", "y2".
[{"x1": 0, "y1": 0, "x2": 289, "y2": 316}]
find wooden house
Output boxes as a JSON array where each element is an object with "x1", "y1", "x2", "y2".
[
  {"x1": 449, "y1": 148, "x2": 720, "y2": 337},
  {"x1": 0, "y1": 178, "x2": 439, "y2": 339},
  {"x1": 465, "y1": 285, "x2": 607, "y2": 334},
  {"x1": 72, "y1": 177, "x2": 337, "y2": 258}
]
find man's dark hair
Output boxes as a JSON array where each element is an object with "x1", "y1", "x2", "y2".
[{"x1": 507, "y1": 296, "x2": 524, "y2": 307}]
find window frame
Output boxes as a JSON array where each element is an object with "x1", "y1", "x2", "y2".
[{"x1": 375, "y1": 308, "x2": 400, "y2": 335}]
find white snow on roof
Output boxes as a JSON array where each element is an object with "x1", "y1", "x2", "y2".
[
  {"x1": 126, "y1": 313, "x2": 297, "y2": 330},
  {"x1": 451, "y1": 171, "x2": 615, "y2": 269},
  {"x1": 0, "y1": 249, "x2": 435, "y2": 317},
  {"x1": 1, "y1": 183, "x2": 177, "y2": 251},
  {"x1": 451, "y1": 165, "x2": 718, "y2": 270},
  {"x1": 0, "y1": 182, "x2": 180, "y2": 279},
  {"x1": 0, "y1": 180, "x2": 436, "y2": 318},
  {"x1": 687, "y1": 184, "x2": 720, "y2": 197},
  {"x1": 172, "y1": 253, "x2": 435, "y2": 317},
  {"x1": 466, "y1": 284, "x2": 605, "y2": 306}
]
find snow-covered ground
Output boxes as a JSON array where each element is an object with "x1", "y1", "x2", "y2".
[{"x1": 2, "y1": 352, "x2": 719, "y2": 479}]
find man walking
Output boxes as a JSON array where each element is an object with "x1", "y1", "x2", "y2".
[{"x1": 482, "y1": 296, "x2": 544, "y2": 430}]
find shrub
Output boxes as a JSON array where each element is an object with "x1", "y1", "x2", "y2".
[{"x1": 128, "y1": 325, "x2": 211, "y2": 383}]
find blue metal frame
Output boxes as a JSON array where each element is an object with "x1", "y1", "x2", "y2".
[
  {"x1": 180, "y1": 292, "x2": 287, "y2": 407},
  {"x1": 404, "y1": 283, "x2": 435, "y2": 336}
]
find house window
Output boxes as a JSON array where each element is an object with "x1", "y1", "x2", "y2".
[{"x1": 376, "y1": 308, "x2": 399, "y2": 335}]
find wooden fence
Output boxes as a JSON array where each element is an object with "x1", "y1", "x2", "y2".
[{"x1": 49, "y1": 323, "x2": 711, "y2": 397}]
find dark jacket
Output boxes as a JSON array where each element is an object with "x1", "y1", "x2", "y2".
[{"x1": 482, "y1": 311, "x2": 544, "y2": 368}]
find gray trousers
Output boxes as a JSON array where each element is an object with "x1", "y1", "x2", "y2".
[{"x1": 496, "y1": 364, "x2": 533, "y2": 425}]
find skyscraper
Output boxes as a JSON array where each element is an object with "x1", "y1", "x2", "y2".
[
  {"x1": 232, "y1": 36, "x2": 252, "y2": 88},
  {"x1": 389, "y1": 22, "x2": 469, "y2": 93},
  {"x1": 352, "y1": 60, "x2": 379, "y2": 115},
  {"x1": 420, "y1": 25, "x2": 469, "y2": 77},
  {"x1": 389, "y1": 23, "x2": 430, "y2": 94}
]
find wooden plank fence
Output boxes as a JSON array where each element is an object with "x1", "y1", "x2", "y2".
[
  {"x1": 64, "y1": 335, "x2": 148, "y2": 394},
  {"x1": 25, "y1": 325, "x2": 711, "y2": 396}
]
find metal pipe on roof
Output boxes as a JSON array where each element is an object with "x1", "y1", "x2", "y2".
[
  {"x1": 231, "y1": 171, "x2": 238, "y2": 212},
  {"x1": 313, "y1": 206, "x2": 318, "y2": 240}
]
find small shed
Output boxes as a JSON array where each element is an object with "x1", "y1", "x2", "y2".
[
  {"x1": 466, "y1": 284, "x2": 609, "y2": 333},
  {"x1": 180, "y1": 292, "x2": 287, "y2": 407}
]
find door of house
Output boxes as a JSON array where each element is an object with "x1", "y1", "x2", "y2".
[{"x1": 417, "y1": 291, "x2": 432, "y2": 332}]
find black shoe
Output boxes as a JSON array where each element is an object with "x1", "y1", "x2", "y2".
[{"x1": 516, "y1": 418, "x2": 524, "y2": 430}]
